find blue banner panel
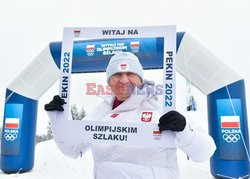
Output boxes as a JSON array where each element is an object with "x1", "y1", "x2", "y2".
[
  {"x1": 1, "y1": 104, "x2": 23, "y2": 155},
  {"x1": 216, "y1": 99, "x2": 245, "y2": 160},
  {"x1": 50, "y1": 37, "x2": 164, "y2": 73},
  {"x1": 50, "y1": 32, "x2": 185, "y2": 73}
]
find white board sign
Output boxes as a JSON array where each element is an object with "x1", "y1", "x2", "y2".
[{"x1": 58, "y1": 26, "x2": 176, "y2": 148}]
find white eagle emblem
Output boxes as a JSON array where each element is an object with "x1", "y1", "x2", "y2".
[{"x1": 141, "y1": 112, "x2": 152, "y2": 122}]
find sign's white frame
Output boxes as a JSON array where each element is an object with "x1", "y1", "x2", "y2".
[{"x1": 57, "y1": 26, "x2": 176, "y2": 148}]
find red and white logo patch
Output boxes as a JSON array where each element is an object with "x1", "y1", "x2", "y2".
[
  {"x1": 86, "y1": 44, "x2": 95, "y2": 56},
  {"x1": 119, "y1": 63, "x2": 129, "y2": 71},
  {"x1": 130, "y1": 41, "x2": 140, "y2": 53},
  {"x1": 153, "y1": 128, "x2": 162, "y2": 140},
  {"x1": 141, "y1": 112, "x2": 152, "y2": 122},
  {"x1": 130, "y1": 41, "x2": 139, "y2": 48},
  {"x1": 86, "y1": 45, "x2": 95, "y2": 52},
  {"x1": 74, "y1": 29, "x2": 81, "y2": 37}
]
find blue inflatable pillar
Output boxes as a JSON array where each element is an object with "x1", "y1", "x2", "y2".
[
  {"x1": 1, "y1": 89, "x2": 38, "y2": 173},
  {"x1": 208, "y1": 80, "x2": 249, "y2": 178},
  {"x1": 0, "y1": 44, "x2": 59, "y2": 173}
]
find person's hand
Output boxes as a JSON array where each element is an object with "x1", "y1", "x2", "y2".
[
  {"x1": 44, "y1": 95, "x2": 66, "y2": 111},
  {"x1": 158, "y1": 110, "x2": 186, "y2": 132}
]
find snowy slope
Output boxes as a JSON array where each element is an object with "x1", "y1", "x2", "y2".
[
  {"x1": 0, "y1": 140, "x2": 94, "y2": 179},
  {"x1": 0, "y1": 140, "x2": 215, "y2": 179}
]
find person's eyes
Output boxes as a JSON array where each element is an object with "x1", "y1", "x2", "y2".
[
  {"x1": 114, "y1": 73, "x2": 122, "y2": 77},
  {"x1": 126, "y1": 72, "x2": 135, "y2": 76}
]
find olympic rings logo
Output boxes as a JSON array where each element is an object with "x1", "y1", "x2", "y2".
[
  {"x1": 153, "y1": 135, "x2": 162, "y2": 141},
  {"x1": 222, "y1": 133, "x2": 240, "y2": 143},
  {"x1": 4, "y1": 132, "x2": 18, "y2": 141},
  {"x1": 131, "y1": 49, "x2": 139, "y2": 53},
  {"x1": 87, "y1": 52, "x2": 94, "y2": 56}
]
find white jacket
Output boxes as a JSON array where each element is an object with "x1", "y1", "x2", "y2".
[{"x1": 47, "y1": 86, "x2": 216, "y2": 179}]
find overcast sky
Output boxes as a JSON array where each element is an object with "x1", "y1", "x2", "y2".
[{"x1": 0, "y1": 0, "x2": 250, "y2": 134}]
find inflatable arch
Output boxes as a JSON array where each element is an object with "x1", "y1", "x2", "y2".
[{"x1": 1, "y1": 32, "x2": 249, "y2": 178}]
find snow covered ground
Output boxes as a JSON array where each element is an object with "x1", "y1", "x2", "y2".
[{"x1": 0, "y1": 140, "x2": 215, "y2": 179}]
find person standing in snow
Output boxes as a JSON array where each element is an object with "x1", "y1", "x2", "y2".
[{"x1": 45, "y1": 52, "x2": 216, "y2": 179}]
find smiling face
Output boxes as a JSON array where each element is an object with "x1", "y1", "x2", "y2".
[{"x1": 109, "y1": 72, "x2": 142, "y2": 101}]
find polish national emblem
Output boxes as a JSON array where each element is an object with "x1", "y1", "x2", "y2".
[
  {"x1": 141, "y1": 112, "x2": 152, "y2": 122},
  {"x1": 86, "y1": 45, "x2": 95, "y2": 56},
  {"x1": 130, "y1": 41, "x2": 140, "y2": 53},
  {"x1": 221, "y1": 116, "x2": 241, "y2": 143}
]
